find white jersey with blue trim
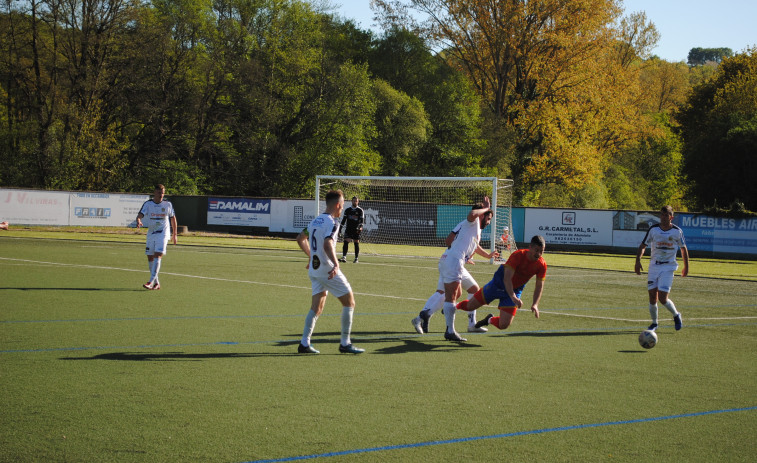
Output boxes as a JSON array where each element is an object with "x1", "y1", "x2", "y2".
[
  {"x1": 444, "y1": 218, "x2": 481, "y2": 262},
  {"x1": 642, "y1": 224, "x2": 686, "y2": 264},
  {"x1": 139, "y1": 200, "x2": 175, "y2": 238},
  {"x1": 307, "y1": 212, "x2": 341, "y2": 278}
]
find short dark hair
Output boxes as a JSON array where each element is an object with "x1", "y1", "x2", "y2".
[
  {"x1": 352, "y1": 196, "x2": 358, "y2": 200},
  {"x1": 155, "y1": 184, "x2": 165, "y2": 192},
  {"x1": 530, "y1": 235, "x2": 546, "y2": 248},
  {"x1": 472, "y1": 203, "x2": 492, "y2": 218},
  {"x1": 325, "y1": 190, "x2": 344, "y2": 206},
  {"x1": 661, "y1": 205, "x2": 674, "y2": 215}
]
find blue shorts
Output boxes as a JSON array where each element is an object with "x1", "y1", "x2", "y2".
[{"x1": 481, "y1": 281, "x2": 525, "y2": 309}]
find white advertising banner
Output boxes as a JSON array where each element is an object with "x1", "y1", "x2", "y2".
[
  {"x1": 525, "y1": 209, "x2": 613, "y2": 246},
  {"x1": 207, "y1": 197, "x2": 271, "y2": 227},
  {"x1": 69, "y1": 192, "x2": 150, "y2": 227},
  {"x1": 0, "y1": 189, "x2": 70, "y2": 225},
  {"x1": 269, "y1": 199, "x2": 320, "y2": 233}
]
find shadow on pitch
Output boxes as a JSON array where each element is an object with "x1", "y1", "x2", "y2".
[
  {"x1": 59, "y1": 351, "x2": 296, "y2": 361},
  {"x1": 0, "y1": 287, "x2": 143, "y2": 292},
  {"x1": 505, "y1": 331, "x2": 632, "y2": 338}
]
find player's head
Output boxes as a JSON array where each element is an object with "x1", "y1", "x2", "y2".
[
  {"x1": 351, "y1": 196, "x2": 359, "y2": 207},
  {"x1": 660, "y1": 205, "x2": 674, "y2": 226},
  {"x1": 325, "y1": 190, "x2": 345, "y2": 216},
  {"x1": 153, "y1": 184, "x2": 166, "y2": 202},
  {"x1": 527, "y1": 235, "x2": 545, "y2": 261},
  {"x1": 472, "y1": 203, "x2": 493, "y2": 229}
]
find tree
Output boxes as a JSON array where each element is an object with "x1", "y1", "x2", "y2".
[
  {"x1": 677, "y1": 48, "x2": 757, "y2": 210},
  {"x1": 373, "y1": 0, "x2": 660, "y2": 199},
  {"x1": 687, "y1": 47, "x2": 733, "y2": 66}
]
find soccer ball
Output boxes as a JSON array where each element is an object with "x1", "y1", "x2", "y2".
[{"x1": 638, "y1": 330, "x2": 658, "y2": 349}]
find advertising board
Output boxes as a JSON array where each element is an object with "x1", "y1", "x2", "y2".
[
  {"x1": 525, "y1": 209, "x2": 613, "y2": 246},
  {"x1": 207, "y1": 198, "x2": 271, "y2": 227}
]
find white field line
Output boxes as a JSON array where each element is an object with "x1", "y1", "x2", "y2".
[
  {"x1": 0, "y1": 257, "x2": 426, "y2": 302},
  {"x1": 542, "y1": 311, "x2": 757, "y2": 323}
]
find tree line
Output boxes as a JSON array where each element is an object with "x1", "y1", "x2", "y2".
[{"x1": 1, "y1": 0, "x2": 755, "y2": 211}]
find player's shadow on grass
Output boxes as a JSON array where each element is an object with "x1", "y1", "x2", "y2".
[
  {"x1": 0, "y1": 287, "x2": 143, "y2": 292},
  {"x1": 60, "y1": 352, "x2": 295, "y2": 361},
  {"x1": 505, "y1": 331, "x2": 631, "y2": 338},
  {"x1": 371, "y1": 339, "x2": 482, "y2": 354}
]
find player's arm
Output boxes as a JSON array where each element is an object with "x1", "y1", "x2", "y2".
[
  {"x1": 503, "y1": 265, "x2": 522, "y2": 309},
  {"x1": 680, "y1": 246, "x2": 689, "y2": 277},
  {"x1": 531, "y1": 279, "x2": 544, "y2": 318},
  {"x1": 634, "y1": 243, "x2": 647, "y2": 274},
  {"x1": 322, "y1": 236, "x2": 340, "y2": 279},
  {"x1": 136, "y1": 212, "x2": 144, "y2": 228},
  {"x1": 473, "y1": 244, "x2": 499, "y2": 260},
  {"x1": 170, "y1": 215, "x2": 178, "y2": 244},
  {"x1": 445, "y1": 231, "x2": 456, "y2": 248},
  {"x1": 466, "y1": 196, "x2": 491, "y2": 222},
  {"x1": 296, "y1": 229, "x2": 310, "y2": 258}
]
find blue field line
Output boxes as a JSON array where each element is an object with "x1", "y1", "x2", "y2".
[
  {"x1": 3, "y1": 322, "x2": 757, "y2": 354},
  {"x1": 243, "y1": 406, "x2": 757, "y2": 463}
]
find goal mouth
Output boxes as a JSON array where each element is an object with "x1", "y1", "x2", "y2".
[{"x1": 316, "y1": 176, "x2": 516, "y2": 262}]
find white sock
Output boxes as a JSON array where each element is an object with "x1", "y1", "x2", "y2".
[
  {"x1": 148, "y1": 260, "x2": 155, "y2": 281},
  {"x1": 301, "y1": 310, "x2": 318, "y2": 346},
  {"x1": 443, "y1": 302, "x2": 456, "y2": 333},
  {"x1": 663, "y1": 299, "x2": 679, "y2": 316},
  {"x1": 467, "y1": 292, "x2": 477, "y2": 325},
  {"x1": 649, "y1": 304, "x2": 659, "y2": 324},
  {"x1": 425, "y1": 292, "x2": 445, "y2": 316},
  {"x1": 341, "y1": 306, "x2": 354, "y2": 346},
  {"x1": 152, "y1": 258, "x2": 162, "y2": 284}
]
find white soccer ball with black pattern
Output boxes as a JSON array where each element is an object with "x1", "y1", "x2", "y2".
[{"x1": 638, "y1": 330, "x2": 658, "y2": 349}]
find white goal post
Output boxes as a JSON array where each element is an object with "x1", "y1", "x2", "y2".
[{"x1": 315, "y1": 176, "x2": 516, "y2": 261}]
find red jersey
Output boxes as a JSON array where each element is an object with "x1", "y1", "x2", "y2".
[{"x1": 494, "y1": 249, "x2": 547, "y2": 289}]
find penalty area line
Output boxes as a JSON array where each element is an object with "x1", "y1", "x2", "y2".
[{"x1": 242, "y1": 406, "x2": 757, "y2": 463}]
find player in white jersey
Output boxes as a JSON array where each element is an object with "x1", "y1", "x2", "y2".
[
  {"x1": 635, "y1": 205, "x2": 689, "y2": 331},
  {"x1": 411, "y1": 212, "x2": 497, "y2": 335},
  {"x1": 433, "y1": 197, "x2": 499, "y2": 342},
  {"x1": 136, "y1": 184, "x2": 177, "y2": 290},
  {"x1": 295, "y1": 189, "x2": 364, "y2": 354}
]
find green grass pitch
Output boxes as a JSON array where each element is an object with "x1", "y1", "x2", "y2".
[{"x1": 1, "y1": 233, "x2": 756, "y2": 462}]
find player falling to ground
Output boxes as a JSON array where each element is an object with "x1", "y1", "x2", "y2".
[
  {"x1": 635, "y1": 205, "x2": 689, "y2": 331},
  {"x1": 430, "y1": 197, "x2": 499, "y2": 342},
  {"x1": 136, "y1": 184, "x2": 177, "y2": 290},
  {"x1": 458, "y1": 235, "x2": 547, "y2": 331},
  {"x1": 411, "y1": 226, "x2": 494, "y2": 335},
  {"x1": 296, "y1": 189, "x2": 364, "y2": 354},
  {"x1": 339, "y1": 196, "x2": 364, "y2": 263}
]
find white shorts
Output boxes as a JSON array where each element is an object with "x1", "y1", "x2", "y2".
[
  {"x1": 145, "y1": 235, "x2": 169, "y2": 255},
  {"x1": 438, "y1": 254, "x2": 466, "y2": 285},
  {"x1": 647, "y1": 263, "x2": 678, "y2": 293},
  {"x1": 437, "y1": 267, "x2": 477, "y2": 292},
  {"x1": 310, "y1": 271, "x2": 352, "y2": 297}
]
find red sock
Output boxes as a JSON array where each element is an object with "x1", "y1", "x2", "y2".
[
  {"x1": 490, "y1": 316, "x2": 501, "y2": 329},
  {"x1": 457, "y1": 300, "x2": 469, "y2": 311}
]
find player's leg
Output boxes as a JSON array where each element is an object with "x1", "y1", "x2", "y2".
[
  {"x1": 461, "y1": 269, "x2": 483, "y2": 332},
  {"x1": 488, "y1": 307, "x2": 516, "y2": 330},
  {"x1": 646, "y1": 267, "x2": 661, "y2": 330},
  {"x1": 413, "y1": 289, "x2": 443, "y2": 334},
  {"x1": 299, "y1": 281, "x2": 328, "y2": 354},
  {"x1": 340, "y1": 239, "x2": 349, "y2": 262},
  {"x1": 336, "y1": 289, "x2": 363, "y2": 353},
  {"x1": 656, "y1": 270, "x2": 682, "y2": 330},
  {"x1": 143, "y1": 238, "x2": 156, "y2": 289},
  {"x1": 443, "y1": 280, "x2": 465, "y2": 341},
  {"x1": 353, "y1": 239, "x2": 359, "y2": 263}
]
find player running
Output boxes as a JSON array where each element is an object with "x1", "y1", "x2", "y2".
[
  {"x1": 635, "y1": 205, "x2": 689, "y2": 331},
  {"x1": 339, "y1": 196, "x2": 364, "y2": 263},
  {"x1": 427, "y1": 197, "x2": 499, "y2": 342},
  {"x1": 457, "y1": 235, "x2": 547, "y2": 331},
  {"x1": 296, "y1": 189, "x2": 364, "y2": 354},
  {"x1": 136, "y1": 184, "x2": 177, "y2": 290}
]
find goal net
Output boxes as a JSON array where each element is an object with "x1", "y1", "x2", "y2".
[{"x1": 315, "y1": 176, "x2": 516, "y2": 261}]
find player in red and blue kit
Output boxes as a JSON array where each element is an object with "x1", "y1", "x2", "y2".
[{"x1": 457, "y1": 235, "x2": 547, "y2": 330}]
